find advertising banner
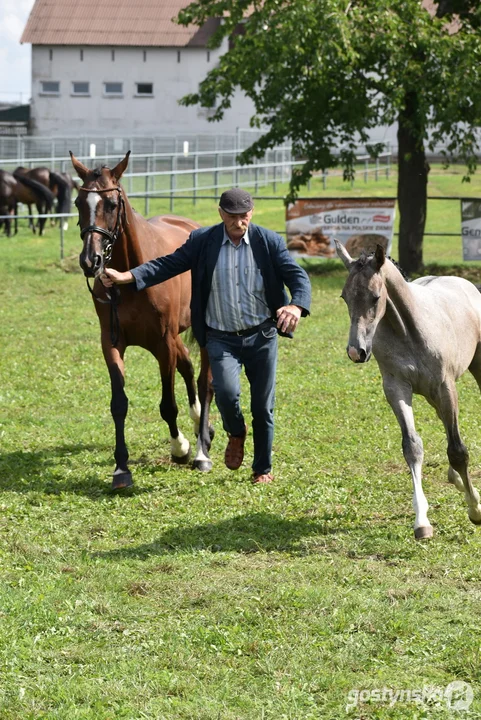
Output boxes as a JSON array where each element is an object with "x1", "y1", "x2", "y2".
[
  {"x1": 285, "y1": 197, "x2": 396, "y2": 259},
  {"x1": 461, "y1": 199, "x2": 481, "y2": 261}
]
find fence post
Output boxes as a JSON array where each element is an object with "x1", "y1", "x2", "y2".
[
  {"x1": 193, "y1": 152, "x2": 198, "y2": 206},
  {"x1": 364, "y1": 157, "x2": 368, "y2": 183},
  {"x1": 375, "y1": 157, "x2": 379, "y2": 182},
  {"x1": 214, "y1": 153, "x2": 219, "y2": 196},
  {"x1": 145, "y1": 156, "x2": 150, "y2": 216},
  {"x1": 273, "y1": 162, "x2": 277, "y2": 193},
  {"x1": 170, "y1": 155, "x2": 175, "y2": 212},
  {"x1": 60, "y1": 220, "x2": 64, "y2": 261},
  {"x1": 323, "y1": 170, "x2": 327, "y2": 190}
]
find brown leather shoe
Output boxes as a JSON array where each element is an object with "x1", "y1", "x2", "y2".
[
  {"x1": 224, "y1": 425, "x2": 247, "y2": 470},
  {"x1": 252, "y1": 472, "x2": 274, "y2": 485}
]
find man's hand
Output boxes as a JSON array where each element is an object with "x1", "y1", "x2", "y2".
[
  {"x1": 276, "y1": 305, "x2": 302, "y2": 333},
  {"x1": 101, "y1": 269, "x2": 134, "y2": 287}
]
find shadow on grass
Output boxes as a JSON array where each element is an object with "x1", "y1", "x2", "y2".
[
  {"x1": 95, "y1": 511, "x2": 349, "y2": 558},
  {"x1": 0, "y1": 444, "x2": 155, "y2": 498}
]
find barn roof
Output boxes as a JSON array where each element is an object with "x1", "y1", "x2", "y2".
[
  {"x1": 21, "y1": 0, "x2": 459, "y2": 48},
  {"x1": 20, "y1": 0, "x2": 219, "y2": 47}
]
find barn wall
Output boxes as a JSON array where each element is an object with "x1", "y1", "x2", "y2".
[{"x1": 30, "y1": 43, "x2": 256, "y2": 136}]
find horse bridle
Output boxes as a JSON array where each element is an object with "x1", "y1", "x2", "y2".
[
  {"x1": 78, "y1": 184, "x2": 125, "y2": 267},
  {"x1": 78, "y1": 184, "x2": 126, "y2": 347}
]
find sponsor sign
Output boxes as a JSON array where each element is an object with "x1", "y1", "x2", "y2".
[
  {"x1": 461, "y1": 199, "x2": 481, "y2": 260},
  {"x1": 285, "y1": 197, "x2": 396, "y2": 259}
]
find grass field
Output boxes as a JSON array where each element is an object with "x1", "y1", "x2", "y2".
[{"x1": 1, "y1": 166, "x2": 481, "y2": 718}]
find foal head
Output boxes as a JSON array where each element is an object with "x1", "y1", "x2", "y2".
[
  {"x1": 336, "y1": 240, "x2": 387, "y2": 363},
  {"x1": 70, "y1": 151, "x2": 130, "y2": 278}
]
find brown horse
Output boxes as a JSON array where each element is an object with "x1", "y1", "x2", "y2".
[
  {"x1": 0, "y1": 170, "x2": 18, "y2": 236},
  {"x1": 7, "y1": 168, "x2": 55, "y2": 235},
  {"x1": 70, "y1": 150, "x2": 214, "y2": 489},
  {"x1": 14, "y1": 166, "x2": 72, "y2": 230}
]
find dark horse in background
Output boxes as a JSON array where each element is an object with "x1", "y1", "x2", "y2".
[
  {"x1": 0, "y1": 170, "x2": 18, "y2": 236},
  {"x1": 0, "y1": 168, "x2": 56, "y2": 235},
  {"x1": 70, "y1": 150, "x2": 214, "y2": 490},
  {"x1": 14, "y1": 166, "x2": 73, "y2": 231}
]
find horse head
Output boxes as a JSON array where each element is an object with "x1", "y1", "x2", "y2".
[
  {"x1": 336, "y1": 240, "x2": 387, "y2": 363},
  {"x1": 70, "y1": 151, "x2": 130, "y2": 278}
]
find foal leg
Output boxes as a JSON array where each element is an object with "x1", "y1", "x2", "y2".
[
  {"x1": 382, "y1": 376, "x2": 433, "y2": 539},
  {"x1": 101, "y1": 334, "x2": 132, "y2": 489},
  {"x1": 157, "y1": 335, "x2": 191, "y2": 464},
  {"x1": 435, "y1": 380, "x2": 481, "y2": 525}
]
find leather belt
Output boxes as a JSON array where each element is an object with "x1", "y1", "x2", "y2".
[{"x1": 207, "y1": 318, "x2": 275, "y2": 337}]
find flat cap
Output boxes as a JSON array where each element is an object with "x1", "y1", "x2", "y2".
[{"x1": 219, "y1": 188, "x2": 254, "y2": 214}]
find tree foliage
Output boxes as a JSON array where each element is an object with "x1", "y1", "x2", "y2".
[{"x1": 177, "y1": 0, "x2": 481, "y2": 272}]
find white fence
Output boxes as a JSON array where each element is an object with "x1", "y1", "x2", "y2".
[{"x1": 0, "y1": 147, "x2": 392, "y2": 259}]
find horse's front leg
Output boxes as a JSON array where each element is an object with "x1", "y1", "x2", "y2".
[
  {"x1": 28, "y1": 204, "x2": 36, "y2": 234},
  {"x1": 382, "y1": 375, "x2": 433, "y2": 539},
  {"x1": 193, "y1": 347, "x2": 215, "y2": 472},
  {"x1": 102, "y1": 334, "x2": 132, "y2": 489},
  {"x1": 157, "y1": 336, "x2": 191, "y2": 464}
]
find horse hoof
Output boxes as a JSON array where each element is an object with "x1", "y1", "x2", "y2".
[
  {"x1": 112, "y1": 469, "x2": 133, "y2": 490},
  {"x1": 171, "y1": 450, "x2": 191, "y2": 465},
  {"x1": 192, "y1": 459, "x2": 213, "y2": 472},
  {"x1": 468, "y1": 514, "x2": 481, "y2": 526},
  {"x1": 414, "y1": 525, "x2": 433, "y2": 540}
]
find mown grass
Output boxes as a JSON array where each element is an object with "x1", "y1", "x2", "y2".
[{"x1": 1, "y1": 166, "x2": 481, "y2": 718}]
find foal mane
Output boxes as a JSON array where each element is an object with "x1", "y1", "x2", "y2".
[{"x1": 356, "y1": 251, "x2": 409, "y2": 281}]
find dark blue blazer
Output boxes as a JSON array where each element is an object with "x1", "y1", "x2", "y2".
[{"x1": 131, "y1": 222, "x2": 311, "y2": 347}]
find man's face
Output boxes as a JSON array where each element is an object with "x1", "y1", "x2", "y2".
[{"x1": 219, "y1": 207, "x2": 254, "y2": 242}]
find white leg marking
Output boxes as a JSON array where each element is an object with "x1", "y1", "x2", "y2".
[
  {"x1": 411, "y1": 464, "x2": 431, "y2": 532},
  {"x1": 194, "y1": 434, "x2": 209, "y2": 463},
  {"x1": 190, "y1": 397, "x2": 201, "y2": 435},
  {"x1": 170, "y1": 431, "x2": 190, "y2": 458}
]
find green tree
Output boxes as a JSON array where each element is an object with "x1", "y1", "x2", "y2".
[{"x1": 178, "y1": 0, "x2": 481, "y2": 274}]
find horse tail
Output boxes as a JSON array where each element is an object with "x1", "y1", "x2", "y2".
[
  {"x1": 49, "y1": 171, "x2": 72, "y2": 214},
  {"x1": 13, "y1": 172, "x2": 55, "y2": 211}
]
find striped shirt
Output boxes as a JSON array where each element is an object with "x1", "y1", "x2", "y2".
[{"x1": 206, "y1": 227, "x2": 271, "y2": 331}]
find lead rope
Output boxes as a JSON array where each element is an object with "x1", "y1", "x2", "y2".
[
  {"x1": 79, "y1": 185, "x2": 126, "y2": 348},
  {"x1": 85, "y1": 279, "x2": 121, "y2": 348}
]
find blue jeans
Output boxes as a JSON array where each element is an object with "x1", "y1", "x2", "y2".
[{"x1": 206, "y1": 323, "x2": 278, "y2": 475}]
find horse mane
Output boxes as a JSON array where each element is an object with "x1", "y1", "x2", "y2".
[
  {"x1": 357, "y1": 250, "x2": 409, "y2": 281},
  {"x1": 88, "y1": 166, "x2": 109, "y2": 179}
]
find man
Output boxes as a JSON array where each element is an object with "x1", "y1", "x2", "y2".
[{"x1": 101, "y1": 188, "x2": 311, "y2": 484}]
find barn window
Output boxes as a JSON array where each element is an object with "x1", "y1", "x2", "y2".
[
  {"x1": 111, "y1": 49, "x2": 115, "y2": 61},
  {"x1": 40, "y1": 81, "x2": 60, "y2": 95},
  {"x1": 80, "y1": 49, "x2": 84, "y2": 61},
  {"x1": 72, "y1": 81, "x2": 89, "y2": 95},
  {"x1": 143, "y1": 50, "x2": 147, "y2": 62},
  {"x1": 49, "y1": 49, "x2": 53, "y2": 61},
  {"x1": 104, "y1": 82, "x2": 123, "y2": 96},
  {"x1": 207, "y1": 51, "x2": 210, "y2": 62},
  {"x1": 177, "y1": 51, "x2": 181, "y2": 63},
  {"x1": 135, "y1": 83, "x2": 153, "y2": 96}
]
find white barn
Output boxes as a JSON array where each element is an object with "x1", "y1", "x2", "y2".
[{"x1": 21, "y1": 0, "x2": 256, "y2": 137}]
